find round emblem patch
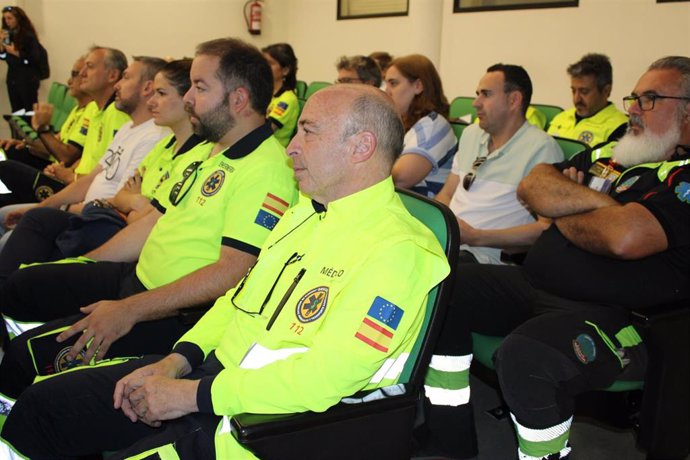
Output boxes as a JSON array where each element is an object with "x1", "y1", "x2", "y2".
[
  {"x1": 295, "y1": 286, "x2": 329, "y2": 323},
  {"x1": 578, "y1": 131, "x2": 594, "y2": 144},
  {"x1": 572, "y1": 333, "x2": 597, "y2": 364},
  {"x1": 201, "y1": 170, "x2": 225, "y2": 197},
  {"x1": 35, "y1": 185, "x2": 54, "y2": 201},
  {"x1": 54, "y1": 346, "x2": 87, "y2": 372}
]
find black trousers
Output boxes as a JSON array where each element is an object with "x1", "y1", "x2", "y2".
[
  {"x1": 0, "y1": 159, "x2": 64, "y2": 207},
  {"x1": 0, "y1": 261, "x2": 192, "y2": 398},
  {"x1": 1, "y1": 260, "x2": 144, "y2": 323},
  {"x1": 427, "y1": 262, "x2": 648, "y2": 453},
  {"x1": 7, "y1": 77, "x2": 39, "y2": 113},
  {"x1": 1, "y1": 354, "x2": 221, "y2": 459},
  {"x1": 0, "y1": 207, "x2": 72, "y2": 287},
  {"x1": 4, "y1": 145, "x2": 52, "y2": 171}
]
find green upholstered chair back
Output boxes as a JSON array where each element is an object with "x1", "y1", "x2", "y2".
[
  {"x1": 531, "y1": 104, "x2": 564, "y2": 131},
  {"x1": 304, "y1": 81, "x2": 332, "y2": 100},
  {"x1": 449, "y1": 96, "x2": 476, "y2": 122},
  {"x1": 553, "y1": 135, "x2": 591, "y2": 160},
  {"x1": 396, "y1": 188, "x2": 458, "y2": 385}
]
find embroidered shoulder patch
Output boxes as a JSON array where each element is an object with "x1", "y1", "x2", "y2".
[
  {"x1": 615, "y1": 175, "x2": 639, "y2": 194},
  {"x1": 675, "y1": 181, "x2": 690, "y2": 203},
  {"x1": 354, "y1": 297, "x2": 404, "y2": 353},
  {"x1": 255, "y1": 193, "x2": 290, "y2": 230},
  {"x1": 572, "y1": 333, "x2": 596, "y2": 364}
]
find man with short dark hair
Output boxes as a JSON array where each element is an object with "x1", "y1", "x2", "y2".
[
  {"x1": 434, "y1": 64, "x2": 562, "y2": 265},
  {"x1": 418, "y1": 56, "x2": 690, "y2": 460},
  {"x1": 0, "y1": 83, "x2": 449, "y2": 460},
  {"x1": 335, "y1": 54, "x2": 382, "y2": 86},
  {"x1": 548, "y1": 53, "x2": 628, "y2": 147}
]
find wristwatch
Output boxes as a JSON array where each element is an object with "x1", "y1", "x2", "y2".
[{"x1": 37, "y1": 124, "x2": 52, "y2": 134}]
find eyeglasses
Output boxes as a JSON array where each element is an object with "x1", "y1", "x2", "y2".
[
  {"x1": 623, "y1": 94, "x2": 690, "y2": 112},
  {"x1": 70, "y1": 70, "x2": 80, "y2": 78},
  {"x1": 462, "y1": 155, "x2": 488, "y2": 191},
  {"x1": 168, "y1": 161, "x2": 202, "y2": 206},
  {"x1": 231, "y1": 252, "x2": 305, "y2": 325},
  {"x1": 335, "y1": 77, "x2": 362, "y2": 84}
]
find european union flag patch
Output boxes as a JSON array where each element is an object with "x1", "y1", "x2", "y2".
[
  {"x1": 367, "y1": 296, "x2": 404, "y2": 330},
  {"x1": 255, "y1": 209, "x2": 279, "y2": 230}
]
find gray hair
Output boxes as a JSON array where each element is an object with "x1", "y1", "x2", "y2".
[
  {"x1": 567, "y1": 53, "x2": 613, "y2": 91},
  {"x1": 89, "y1": 45, "x2": 128, "y2": 77},
  {"x1": 336, "y1": 55, "x2": 382, "y2": 87},
  {"x1": 340, "y1": 87, "x2": 404, "y2": 167},
  {"x1": 648, "y1": 56, "x2": 690, "y2": 98}
]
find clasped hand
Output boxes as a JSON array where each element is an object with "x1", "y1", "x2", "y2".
[{"x1": 113, "y1": 356, "x2": 198, "y2": 427}]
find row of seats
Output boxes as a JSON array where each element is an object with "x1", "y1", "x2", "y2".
[
  {"x1": 3, "y1": 81, "x2": 77, "y2": 140},
  {"x1": 45, "y1": 81, "x2": 78, "y2": 131}
]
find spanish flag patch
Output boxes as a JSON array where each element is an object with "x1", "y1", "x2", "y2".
[
  {"x1": 354, "y1": 296, "x2": 404, "y2": 352},
  {"x1": 254, "y1": 193, "x2": 290, "y2": 230}
]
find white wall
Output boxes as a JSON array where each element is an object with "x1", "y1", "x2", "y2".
[
  {"x1": 1, "y1": 0, "x2": 688, "y2": 138},
  {"x1": 439, "y1": 0, "x2": 690, "y2": 109}
]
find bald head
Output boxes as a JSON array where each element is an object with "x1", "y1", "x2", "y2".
[
  {"x1": 322, "y1": 84, "x2": 404, "y2": 168},
  {"x1": 288, "y1": 84, "x2": 404, "y2": 204}
]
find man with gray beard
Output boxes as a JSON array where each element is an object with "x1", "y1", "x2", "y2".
[{"x1": 417, "y1": 56, "x2": 689, "y2": 460}]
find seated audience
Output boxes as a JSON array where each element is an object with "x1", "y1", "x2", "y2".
[
  {"x1": 335, "y1": 54, "x2": 381, "y2": 86},
  {"x1": 0, "y1": 39, "x2": 297, "y2": 406},
  {"x1": 0, "y1": 59, "x2": 208, "y2": 276},
  {"x1": 0, "y1": 46, "x2": 129, "y2": 218},
  {"x1": 262, "y1": 43, "x2": 299, "y2": 147},
  {"x1": 0, "y1": 80, "x2": 449, "y2": 460},
  {"x1": 435, "y1": 64, "x2": 562, "y2": 265},
  {"x1": 421, "y1": 56, "x2": 690, "y2": 460},
  {"x1": 0, "y1": 55, "x2": 91, "y2": 171},
  {"x1": 0, "y1": 56, "x2": 168, "y2": 256},
  {"x1": 385, "y1": 54, "x2": 457, "y2": 196},
  {"x1": 110, "y1": 58, "x2": 205, "y2": 225},
  {"x1": 548, "y1": 53, "x2": 628, "y2": 147}
]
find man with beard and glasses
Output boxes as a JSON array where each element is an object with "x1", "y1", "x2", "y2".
[
  {"x1": 416, "y1": 56, "x2": 690, "y2": 460},
  {"x1": 0, "y1": 39, "x2": 298, "y2": 422}
]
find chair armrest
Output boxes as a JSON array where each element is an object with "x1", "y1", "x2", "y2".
[{"x1": 231, "y1": 392, "x2": 419, "y2": 460}]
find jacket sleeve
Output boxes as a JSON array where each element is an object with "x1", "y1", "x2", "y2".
[{"x1": 172, "y1": 289, "x2": 240, "y2": 368}]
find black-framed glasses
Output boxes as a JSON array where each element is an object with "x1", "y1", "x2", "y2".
[
  {"x1": 623, "y1": 94, "x2": 690, "y2": 112},
  {"x1": 168, "y1": 161, "x2": 202, "y2": 206},
  {"x1": 70, "y1": 70, "x2": 80, "y2": 78},
  {"x1": 462, "y1": 155, "x2": 488, "y2": 191},
  {"x1": 231, "y1": 252, "x2": 304, "y2": 318}
]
